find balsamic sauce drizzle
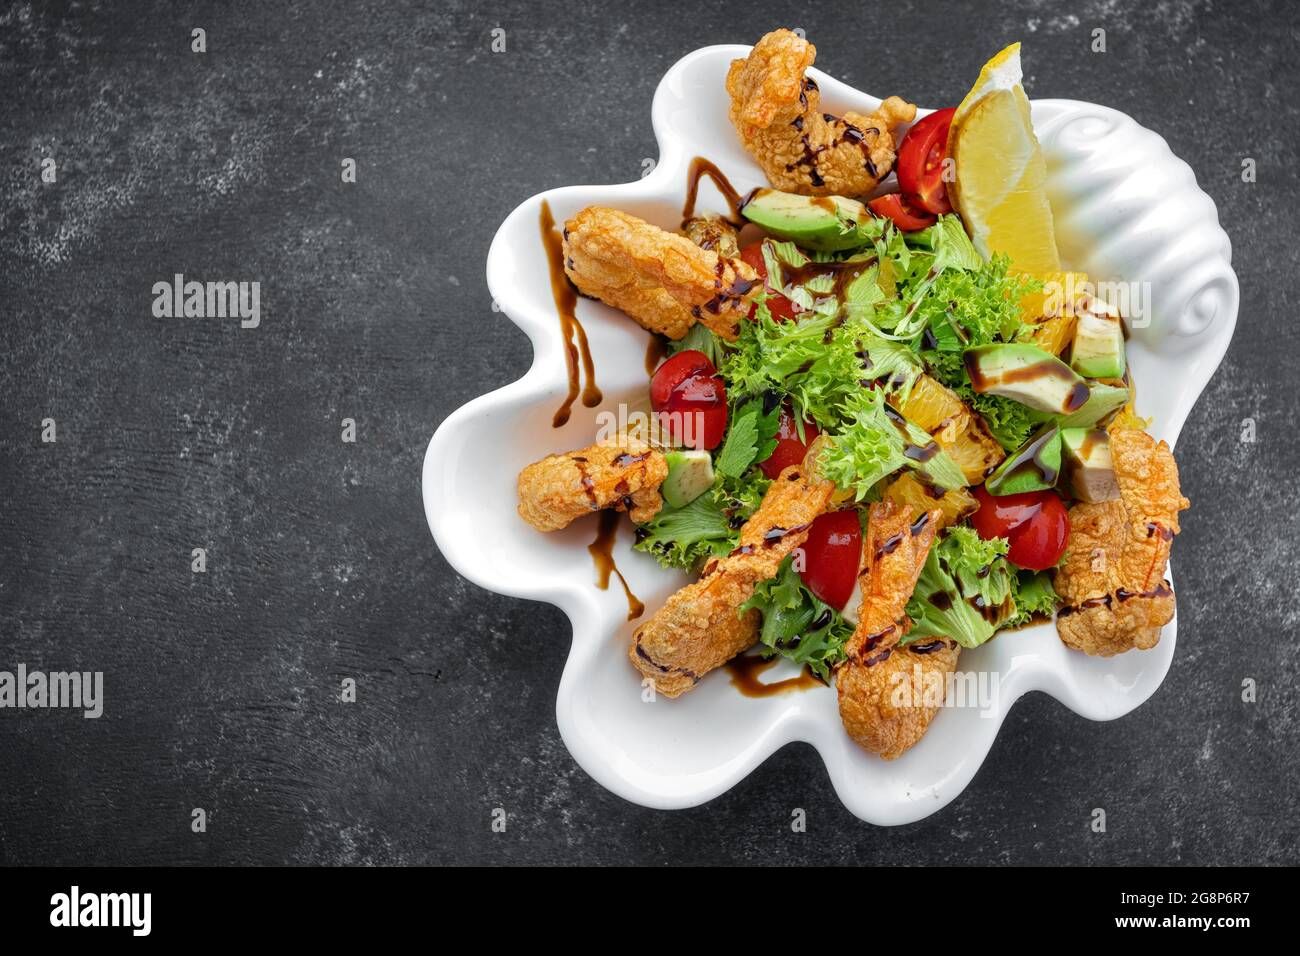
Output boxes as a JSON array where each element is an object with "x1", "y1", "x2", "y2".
[
  {"x1": 540, "y1": 200, "x2": 601, "y2": 427},
  {"x1": 682, "y1": 156, "x2": 749, "y2": 226},
  {"x1": 644, "y1": 333, "x2": 669, "y2": 375},
  {"x1": 726, "y1": 654, "x2": 822, "y2": 697},
  {"x1": 588, "y1": 510, "x2": 644, "y2": 621}
]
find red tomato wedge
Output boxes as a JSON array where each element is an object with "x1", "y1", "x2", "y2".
[
  {"x1": 896, "y1": 107, "x2": 956, "y2": 215},
  {"x1": 970, "y1": 484, "x2": 1070, "y2": 571},
  {"x1": 656, "y1": 371, "x2": 728, "y2": 450},
  {"x1": 649, "y1": 349, "x2": 714, "y2": 408},
  {"x1": 797, "y1": 511, "x2": 862, "y2": 610},
  {"x1": 739, "y1": 242, "x2": 801, "y2": 322},
  {"x1": 868, "y1": 193, "x2": 937, "y2": 231},
  {"x1": 738, "y1": 242, "x2": 768, "y2": 279},
  {"x1": 759, "y1": 404, "x2": 821, "y2": 479}
]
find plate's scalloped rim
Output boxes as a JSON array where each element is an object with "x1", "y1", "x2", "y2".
[{"x1": 423, "y1": 43, "x2": 1236, "y2": 824}]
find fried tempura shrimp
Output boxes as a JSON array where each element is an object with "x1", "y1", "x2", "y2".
[
  {"x1": 837, "y1": 639, "x2": 960, "y2": 760},
  {"x1": 726, "y1": 29, "x2": 917, "y2": 197},
  {"x1": 629, "y1": 464, "x2": 834, "y2": 697},
  {"x1": 517, "y1": 436, "x2": 667, "y2": 533},
  {"x1": 562, "y1": 206, "x2": 759, "y2": 341},
  {"x1": 847, "y1": 501, "x2": 939, "y2": 658},
  {"x1": 1054, "y1": 429, "x2": 1190, "y2": 656},
  {"x1": 836, "y1": 501, "x2": 949, "y2": 759}
]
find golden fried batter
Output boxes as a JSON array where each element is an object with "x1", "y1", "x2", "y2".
[
  {"x1": 847, "y1": 502, "x2": 940, "y2": 657},
  {"x1": 629, "y1": 464, "x2": 835, "y2": 697},
  {"x1": 1054, "y1": 429, "x2": 1190, "y2": 656},
  {"x1": 517, "y1": 436, "x2": 667, "y2": 533},
  {"x1": 562, "y1": 206, "x2": 759, "y2": 341},
  {"x1": 836, "y1": 501, "x2": 948, "y2": 759},
  {"x1": 837, "y1": 640, "x2": 960, "y2": 760},
  {"x1": 726, "y1": 29, "x2": 917, "y2": 197}
]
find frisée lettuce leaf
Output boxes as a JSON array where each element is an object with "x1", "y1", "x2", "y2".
[
  {"x1": 902, "y1": 527, "x2": 1017, "y2": 649},
  {"x1": 739, "y1": 553, "x2": 854, "y2": 682},
  {"x1": 633, "y1": 469, "x2": 769, "y2": 572},
  {"x1": 816, "y1": 388, "x2": 966, "y2": 501}
]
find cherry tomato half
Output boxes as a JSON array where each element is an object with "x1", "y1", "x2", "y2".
[
  {"x1": 739, "y1": 242, "x2": 801, "y2": 322},
  {"x1": 738, "y1": 242, "x2": 768, "y2": 280},
  {"x1": 656, "y1": 371, "x2": 728, "y2": 450},
  {"x1": 896, "y1": 107, "x2": 956, "y2": 215},
  {"x1": 867, "y1": 193, "x2": 937, "y2": 232},
  {"x1": 797, "y1": 511, "x2": 863, "y2": 610},
  {"x1": 970, "y1": 484, "x2": 1070, "y2": 571},
  {"x1": 650, "y1": 349, "x2": 715, "y2": 408},
  {"x1": 759, "y1": 404, "x2": 821, "y2": 479}
]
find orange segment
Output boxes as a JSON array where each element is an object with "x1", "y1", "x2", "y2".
[
  {"x1": 891, "y1": 375, "x2": 1005, "y2": 485},
  {"x1": 883, "y1": 472, "x2": 977, "y2": 530}
]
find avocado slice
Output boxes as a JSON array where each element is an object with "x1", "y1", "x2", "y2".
[
  {"x1": 1070, "y1": 298, "x2": 1127, "y2": 379},
  {"x1": 661, "y1": 449, "x2": 715, "y2": 509},
  {"x1": 963, "y1": 343, "x2": 1090, "y2": 415},
  {"x1": 1061, "y1": 428, "x2": 1120, "y2": 502},
  {"x1": 1051, "y1": 382, "x2": 1129, "y2": 429},
  {"x1": 741, "y1": 188, "x2": 869, "y2": 252},
  {"x1": 985, "y1": 424, "x2": 1063, "y2": 495}
]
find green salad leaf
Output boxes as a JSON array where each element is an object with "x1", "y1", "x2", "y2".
[
  {"x1": 915, "y1": 213, "x2": 985, "y2": 273},
  {"x1": 716, "y1": 468, "x2": 771, "y2": 517},
  {"x1": 633, "y1": 470, "x2": 769, "y2": 572},
  {"x1": 883, "y1": 403, "x2": 967, "y2": 490},
  {"x1": 842, "y1": 264, "x2": 886, "y2": 321},
  {"x1": 739, "y1": 553, "x2": 854, "y2": 682},
  {"x1": 966, "y1": 387, "x2": 1038, "y2": 451},
  {"x1": 714, "y1": 398, "x2": 780, "y2": 479},
  {"x1": 856, "y1": 332, "x2": 924, "y2": 400},
  {"x1": 632, "y1": 492, "x2": 735, "y2": 572},
  {"x1": 721, "y1": 299, "x2": 866, "y2": 430},
  {"x1": 668, "y1": 323, "x2": 725, "y2": 368},
  {"x1": 816, "y1": 388, "x2": 966, "y2": 500},
  {"x1": 902, "y1": 527, "x2": 1017, "y2": 649},
  {"x1": 915, "y1": 253, "x2": 1039, "y2": 358},
  {"x1": 814, "y1": 389, "x2": 907, "y2": 499},
  {"x1": 1004, "y1": 570, "x2": 1060, "y2": 629}
]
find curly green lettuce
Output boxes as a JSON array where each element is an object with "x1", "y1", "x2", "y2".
[
  {"x1": 902, "y1": 527, "x2": 1017, "y2": 649},
  {"x1": 720, "y1": 298, "x2": 865, "y2": 431},
  {"x1": 816, "y1": 388, "x2": 966, "y2": 500},
  {"x1": 966, "y1": 387, "x2": 1038, "y2": 451},
  {"x1": 632, "y1": 492, "x2": 734, "y2": 572},
  {"x1": 739, "y1": 553, "x2": 854, "y2": 682},
  {"x1": 1004, "y1": 570, "x2": 1060, "y2": 629},
  {"x1": 633, "y1": 469, "x2": 769, "y2": 572}
]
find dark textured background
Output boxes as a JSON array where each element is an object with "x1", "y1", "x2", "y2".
[{"x1": 1, "y1": 0, "x2": 1296, "y2": 865}]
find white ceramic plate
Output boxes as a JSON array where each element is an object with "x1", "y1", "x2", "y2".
[{"x1": 423, "y1": 45, "x2": 1237, "y2": 824}]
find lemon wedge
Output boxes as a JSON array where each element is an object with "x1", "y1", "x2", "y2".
[{"x1": 947, "y1": 43, "x2": 1061, "y2": 276}]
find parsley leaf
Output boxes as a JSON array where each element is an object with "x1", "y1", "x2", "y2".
[{"x1": 714, "y1": 399, "x2": 780, "y2": 479}]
